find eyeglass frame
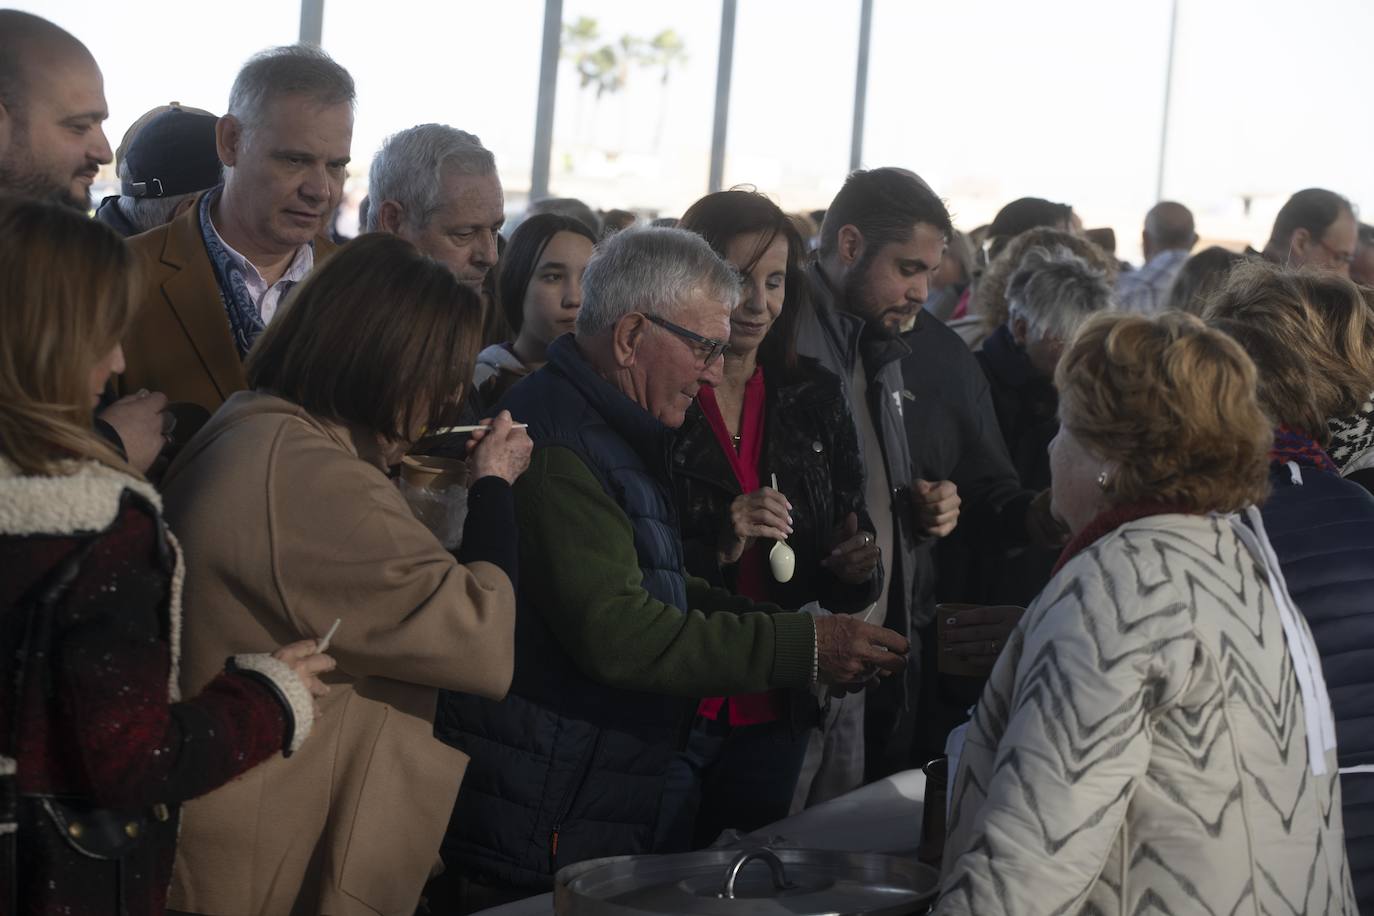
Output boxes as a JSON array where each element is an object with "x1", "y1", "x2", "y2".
[{"x1": 642, "y1": 313, "x2": 729, "y2": 367}]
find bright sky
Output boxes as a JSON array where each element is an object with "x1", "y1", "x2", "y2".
[{"x1": 18, "y1": 0, "x2": 1374, "y2": 262}]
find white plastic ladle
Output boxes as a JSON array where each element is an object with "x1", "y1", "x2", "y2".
[{"x1": 768, "y1": 473, "x2": 796, "y2": 583}]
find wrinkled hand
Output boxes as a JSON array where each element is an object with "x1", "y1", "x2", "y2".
[
  {"x1": 941, "y1": 605, "x2": 1023, "y2": 671},
  {"x1": 821, "y1": 512, "x2": 880, "y2": 585},
  {"x1": 97, "y1": 389, "x2": 169, "y2": 473},
  {"x1": 1025, "y1": 488, "x2": 1069, "y2": 547},
  {"x1": 718, "y1": 486, "x2": 792, "y2": 565},
  {"x1": 272, "y1": 639, "x2": 336, "y2": 718},
  {"x1": 466, "y1": 411, "x2": 533, "y2": 484},
  {"x1": 913, "y1": 479, "x2": 960, "y2": 538},
  {"x1": 814, "y1": 614, "x2": 909, "y2": 688}
]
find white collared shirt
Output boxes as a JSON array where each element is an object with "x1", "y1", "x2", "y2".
[{"x1": 206, "y1": 216, "x2": 314, "y2": 324}]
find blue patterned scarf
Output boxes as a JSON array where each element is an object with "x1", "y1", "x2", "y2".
[{"x1": 198, "y1": 188, "x2": 301, "y2": 359}]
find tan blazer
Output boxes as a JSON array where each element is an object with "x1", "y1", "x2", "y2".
[
  {"x1": 121, "y1": 193, "x2": 338, "y2": 412},
  {"x1": 160, "y1": 391, "x2": 515, "y2": 916}
]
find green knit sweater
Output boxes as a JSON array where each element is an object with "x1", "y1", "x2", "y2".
[{"x1": 515, "y1": 445, "x2": 817, "y2": 697}]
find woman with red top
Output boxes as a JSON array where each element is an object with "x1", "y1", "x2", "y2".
[
  {"x1": 667, "y1": 190, "x2": 881, "y2": 846},
  {"x1": 0, "y1": 198, "x2": 330, "y2": 915}
]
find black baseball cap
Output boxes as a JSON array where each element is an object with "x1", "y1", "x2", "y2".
[{"x1": 120, "y1": 106, "x2": 222, "y2": 199}]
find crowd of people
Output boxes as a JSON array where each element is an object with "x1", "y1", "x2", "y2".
[{"x1": 0, "y1": 9, "x2": 1369, "y2": 916}]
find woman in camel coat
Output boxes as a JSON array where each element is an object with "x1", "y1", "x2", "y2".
[{"x1": 161, "y1": 235, "x2": 531, "y2": 916}]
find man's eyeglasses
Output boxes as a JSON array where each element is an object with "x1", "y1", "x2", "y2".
[{"x1": 644, "y1": 314, "x2": 729, "y2": 367}]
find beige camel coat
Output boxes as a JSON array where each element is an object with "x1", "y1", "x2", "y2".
[{"x1": 160, "y1": 391, "x2": 515, "y2": 916}]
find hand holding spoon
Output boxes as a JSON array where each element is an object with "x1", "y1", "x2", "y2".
[{"x1": 768, "y1": 473, "x2": 796, "y2": 583}]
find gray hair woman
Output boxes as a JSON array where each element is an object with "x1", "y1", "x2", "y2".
[{"x1": 973, "y1": 245, "x2": 1114, "y2": 604}]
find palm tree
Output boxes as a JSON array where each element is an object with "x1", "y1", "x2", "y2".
[{"x1": 639, "y1": 29, "x2": 688, "y2": 153}]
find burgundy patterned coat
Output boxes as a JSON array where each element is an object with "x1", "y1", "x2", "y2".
[{"x1": 0, "y1": 458, "x2": 312, "y2": 915}]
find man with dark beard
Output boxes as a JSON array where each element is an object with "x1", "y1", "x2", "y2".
[
  {"x1": 0, "y1": 11, "x2": 112, "y2": 210},
  {"x1": 0, "y1": 11, "x2": 173, "y2": 475},
  {"x1": 793, "y1": 168, "x2": 965, "y2": 804}
]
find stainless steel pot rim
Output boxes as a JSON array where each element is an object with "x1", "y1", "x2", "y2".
[{"x1": 554, "y1": 846, "x2": 939, "y2": 916}]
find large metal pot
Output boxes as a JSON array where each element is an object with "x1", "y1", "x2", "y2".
[{"x1": 555, "y1": 846, "x2": 939, "y2": 916}]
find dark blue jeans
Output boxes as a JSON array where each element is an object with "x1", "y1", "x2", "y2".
[{"x1": 656, "y1": 713, "x2": 812, "y2": 851}]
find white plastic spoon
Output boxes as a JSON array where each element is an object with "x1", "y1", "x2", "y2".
[{"x1": 768, "y1": 473, "x2": 796, "y2": 583}]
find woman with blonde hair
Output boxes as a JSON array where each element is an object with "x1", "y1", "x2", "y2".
[
  {"x1": 935, "y1": 311, "x2": 1356, "y2": 915},
  {"x1": 1207, "y1": 262, "x2": 1374, "y2": 912},
  {"x1": 0, "y1": 198, "x2": 328, "y2": 914}
]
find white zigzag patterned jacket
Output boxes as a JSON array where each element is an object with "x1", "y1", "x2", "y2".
[{"x1": 936, "y1": 513, "x2": 1357, "y2": 915}]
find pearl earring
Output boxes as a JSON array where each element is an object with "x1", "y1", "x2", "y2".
[{"x1": 1097, "y1": 469, "x2": 1110, "y2": 490}]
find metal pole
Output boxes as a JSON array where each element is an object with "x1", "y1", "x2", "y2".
[
  {"x1": 1155, "y1": 0, "x2": 1179, "y2": 201},
  {"x1": 849, "y1": 0, "x2": 873, "y2": 172},
  {"x1": 299, "y1": 0, "x2": 324, "y2": 46},
  {"x1": 708, "y1": 0, "x2": 737, "y2": 193},
  {"x1": 529, "y1": 0, "x2": 563, "y2": 202}
]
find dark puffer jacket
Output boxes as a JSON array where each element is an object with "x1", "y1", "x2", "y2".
[
  {"x1": 1260, "y1": 461, "x2": 1374, "y2": 912},
  {"x1": 438, "y1": 338, "x2": 692, "y2": 889},
  {"x1": 671, "y1": 355, "x2": 879, "y2": 615},
  {"x1": 436, "y1": 336, "x2": 815, "y2": 890}
]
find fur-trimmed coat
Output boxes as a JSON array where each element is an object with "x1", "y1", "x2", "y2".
[
  {"x1": 936, "y1": 513, "x2": 1357, "y2": 915},
  {"x1": 0, "y1": 458, "x2": 308, "y2": 916}
]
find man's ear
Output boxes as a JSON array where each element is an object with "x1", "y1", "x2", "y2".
[
  {"x1": 216, "y1": 115, "x2": 242, "y2": 168},
  {"x1": 836, "y1": 224, "x2": 866, "y2": 270},
  {"x1": 375, "y1": 199, "x2": 407, "y2": 235},
  {"x1": 611, "y1": 313, "x2": 648, "y2": 369},
  {"x1": 1010, "y1": 314, "x2": 1030, "y2": 346},
  {"x1": 1289, "y1": 227, "x2": 1312, "y2": 263}
]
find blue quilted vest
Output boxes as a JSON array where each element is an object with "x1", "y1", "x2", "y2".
[{"x1": 435, "y1": 335, "x2": 693, "y2": 889}]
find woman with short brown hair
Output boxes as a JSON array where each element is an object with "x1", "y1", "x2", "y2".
[
  {"x1": 161, "y1": 233, "x2": 531, "y2": 915},
  {"x1": 1207, "y1": 262, "x2": 1374, "y2": 912},
  {"x1": 935, "y1": 312, "x2": 1355, "y2": 915}
]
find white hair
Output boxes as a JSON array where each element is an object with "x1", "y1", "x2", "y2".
[
  {"x1": 226, "y1": 44, "x2": 355, "y2": 140},
  {"x1": 577, "y1": 227, "x2": 740, "y2": 337},
  {"x1": 114, "y1": 159, "x2": 196, "y2": 234},
  {"x1": 1006, "y1": 245, "x2": 1114, "y2": 343},
  {"x1": 365, "y1": 124, "x2": 497, "y2": 231}
]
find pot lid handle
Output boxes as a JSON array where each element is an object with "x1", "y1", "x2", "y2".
[{"x1": 719, "y1": 847, "x2": 793, "y2": 899}]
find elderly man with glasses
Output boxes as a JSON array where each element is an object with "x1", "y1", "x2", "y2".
[{"x1": 429, "y1": 227, "x2": 909, "y2": 912}]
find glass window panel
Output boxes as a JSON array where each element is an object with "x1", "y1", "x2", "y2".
[
  {"x1": 322, "y1": 0, "x2": 545, "y2": 213},
  {"x1": 548, "y1": 0, "x2": 722, "y2": 217},
  {"x1": 863, "y1": 0, "x2": 1173, "y2": 262},
  {"x1": 8, "y1": 0, "x2": 298, "y2": 202},
  {"x1": 720, "y1": 0, "x2": 860, "y2": 212},
  {"x1": 1164, "y1": 0, "x2": 1374, "y2": 250}
]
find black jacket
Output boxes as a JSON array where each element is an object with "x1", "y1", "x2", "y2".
[
  {"x1": 975, "y1": 323, "x2": 1058, "y2": 492},
  {"x1": 671, "y1": 355, "x2": 880, "y2": 616},
  {"x1": 969, "y1": 322, "x2": 1060, "y2": 606},
  {"x1": 900, "y1": 314, "x2": 1035, "y2": 614},
  {"x1": 1260, "y1": 461, "x2": 1374, "y2": 912}
]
